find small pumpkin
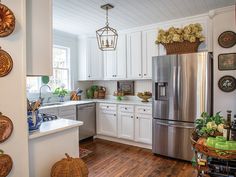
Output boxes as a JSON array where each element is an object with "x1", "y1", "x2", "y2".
[
  {"x1": 0, "y1": 150, "x2": 13, "y2": 177},
  {"x1": 51, "y1": 153, "x2": 89, "y2": 177},
  {"x1": 0, "y1": 112, "x2": 13, "y2": 143}
]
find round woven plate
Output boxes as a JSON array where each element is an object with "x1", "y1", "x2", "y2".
[
  {"x1": 0, "y1": 112, "x2": 13, "y2": 143},
  {"x1": 0, "y1": 3, "x2": 16, "y2": 37},
  {"x1": 0, "y1": 47, "x2": 13, "y2": 77},
  {"x1": 0, "y1": 150, "x2": 13, "y2": 177},
  {"x1": 218, "y1": 75, "x2": 236, "y2": 92},
  {"x1": 218, "y1": 31, "x2": 236, "y2": 48}
]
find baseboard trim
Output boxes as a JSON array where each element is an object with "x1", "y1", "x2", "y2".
[{"x1": 95, "y1": 135, "x2": 152, "y2": 149}]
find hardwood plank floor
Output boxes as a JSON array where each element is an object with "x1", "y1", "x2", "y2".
[{"x1": 80, "y1": 138, "x2": 197, "y2": 177}]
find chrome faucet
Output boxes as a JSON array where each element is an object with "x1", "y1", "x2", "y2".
[{"x1": 39, "y1": 85, "x2": 51, "y2": 104}]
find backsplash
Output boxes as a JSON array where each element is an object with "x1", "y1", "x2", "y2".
[{"x1": 92, "y1": 80, "x2": 152, "y2": 96}]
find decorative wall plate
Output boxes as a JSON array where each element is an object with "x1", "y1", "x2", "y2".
[
  {"x1": 218, "y1": 31, "x2": 236, "y2": 48},
  {"x1": 0, "y1": 47, "x2": 13, "y2": 77},
  {"x1": 218, "y1": 75, "x2": 236, "y2": 92},
  {"x1": 218, "y1": 53, "x2": 236, "y2": 70},
  {"x1": 0, "y1": 3, "x2": 16, "y2": 37},
  {"x1": 0, "y1": 150, "x2": 13, "y2": 177},
  {"x1": 0, "y1": 112, "x2": 13, "y2": 143}
]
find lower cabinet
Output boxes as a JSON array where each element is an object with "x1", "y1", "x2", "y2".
[{"x1": 97, "y1": 103, "x2": 152, "y2": 145}]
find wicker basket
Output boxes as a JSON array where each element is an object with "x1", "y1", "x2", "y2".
[
  {"x1": 190, "y1": 133, "x2": 236, "y2": 160},
  {"x1": 51, "y1": 153, "x2": 89, "y2": 177},
  {"x1": 163, "y1": 39, "x2": 201, "y2": 55}
]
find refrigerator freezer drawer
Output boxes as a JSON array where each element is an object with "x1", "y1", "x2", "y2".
[{"x1": 152, "y1": 119, "x2": 194, "y2": 161}]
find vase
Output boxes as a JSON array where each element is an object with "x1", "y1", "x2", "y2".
[
  {"x1": 59, "y1": 96, "x2": 65, "y2": 102},
  {"x1": 27, "y1": 110, "x2": 42, "y2": 132}
]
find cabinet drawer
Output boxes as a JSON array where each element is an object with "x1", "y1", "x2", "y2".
[
  {"x1": 58, "y1": 106, "x2": 76, "y2": 116},
  {"x1": 99, "y1": 103, "x2": 116, "y2": 112},
  {"x1": 135, "y1": 106, "x2": 152, "y2": 115},
  {"x1": 119, "y1": 105, "x2": 134, "y2": 113}
]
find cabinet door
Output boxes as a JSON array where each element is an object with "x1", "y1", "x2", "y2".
[
  {"x1": 118, "y1": 112, "x2": 134, "y2": 140},
  {"x1": 104, "y1": 51, "x2": 116, "y2": 79},
  {"x1": 58, "y1": 105, "x2": 76, "y2": 120},
  {"x1": 26, "y1": 0, "x2": 52, "y2": 76},
  {"x1": 87, "y1": 38, "x2": 103, "y2": 80},
  {"x1": 135, "y1": 114, "x2": 152, "y2": 144},
  {"x1": 127, "y1": 32, "x2": 142, "y2": 79},
  {"x1": 99, "y1": 112, "x2": 117, "y2": 137},
  {"x1": 142, "y1": 30, "x2": 159, "y2": 79},
  {"x1": 115, "y1": 34, "x2": 127, "y2": 79}
]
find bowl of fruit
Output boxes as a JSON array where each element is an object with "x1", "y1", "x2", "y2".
[{"x1": 137, "y1": 91, "x2": 152, "y2": 102}]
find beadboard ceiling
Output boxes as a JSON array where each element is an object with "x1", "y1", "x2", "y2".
[{"x1": 53, "y1": 0, "x2": 235, "y2": 35}]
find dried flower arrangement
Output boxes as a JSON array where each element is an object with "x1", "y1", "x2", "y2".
[{"x1": 156, "y1": 23, "x2": 205, "y2": 44}]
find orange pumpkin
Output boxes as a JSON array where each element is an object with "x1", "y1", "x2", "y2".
[
  {"x1": 0, "y1": 150, "x2": 13, "y2": 177},
  {"x1": 51, "y1": 153, "x2": 88, "y2": 177}
]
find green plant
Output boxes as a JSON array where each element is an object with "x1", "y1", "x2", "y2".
[
  {"x1": 53, "y1": 87, "x2": 68, "y2": 97},
  {"x1": 195, "y1": 112, "x2": 225, "y2": 137}
]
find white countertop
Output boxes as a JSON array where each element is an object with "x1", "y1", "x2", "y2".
[
  {"x1": 29, "y1": 119, "x2": 83, "y2": 140},
  {"x1": 40, "y1": 99, "x2": 152, "y2": 110}
]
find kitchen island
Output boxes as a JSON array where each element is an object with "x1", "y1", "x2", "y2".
[{"x1": 29, "y1": 119, "x2": 83, "y2": 177}]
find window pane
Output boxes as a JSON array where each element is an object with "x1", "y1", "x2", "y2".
[
  {"x1": 53, "y1": 47, "x2": 68, "y2": 68},
  {"x1": 27, "y1": 77, "x2": 41, "y2": 92},
  {"x1": 49, "y1": 69, "x2": 69, "y2": 90}
]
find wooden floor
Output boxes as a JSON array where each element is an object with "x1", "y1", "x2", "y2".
[{"x1": 80, "y1": 138, "x2": 197, "y2": 177}]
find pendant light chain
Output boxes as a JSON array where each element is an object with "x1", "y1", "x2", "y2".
[{"x1": 106, "y1": 7, "x2": 109, "y2": 26}]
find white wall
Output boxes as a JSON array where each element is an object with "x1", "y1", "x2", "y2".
[
  {"x1": 0, "y1": 0, "x2": 29, "y2": 176},
  {"x1": 213, "y1": 7, "x2": 236, "y2": 117}
]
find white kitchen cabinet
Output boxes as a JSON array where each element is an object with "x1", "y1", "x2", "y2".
[
  {"x1": 39, "y1": 107, "x2": 58, "y2": 116},
  {"x1": 26, "y1": 0, "x2": 52, "y2": 76},
  {"x1": 127, "y1": 31, "x2": 142, "y2": 79},
  {"x1": 104, "y1": 34, "x2": 127, "y2": 80},
  {"x1": 58, "y1": 105, "x2": 76, "y2": 120},
  {"x1": 135, "y1": 106, "x2": 152, "y2": 144},
  {"x1": 142, "y1": 29, "x2": 159, "y2": 79},
  {"x1": 97, "y1": 103, "x2": 117, "y2": 137},
  {"x1": 78, "y1": 37, "x2": 103, "y2": 80},
  {"x1": 118, "y1": 105, "x2": 134, "y2": 140}
]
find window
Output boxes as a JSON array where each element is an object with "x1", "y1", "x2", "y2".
[
  {"x1": 26, "y1": 45, "x2": 71, "y2": 92},
  {"x1": 49, "y1": 46, "x2": 71, "y2": 90}
]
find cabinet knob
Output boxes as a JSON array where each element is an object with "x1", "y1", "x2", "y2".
[
  {"x1": 125, "y1": 107, "x2": 127, "y2": 110},
  {"x1": 136, "y1": 117, "x2": 138, "y2": 119},
  {"x1": 114, "y1": 114, "x2": 116, "y2": 116},
  {"x1": 139, "y1": 74, "x2": 141, "y2": 76},
  {"x1": 144, "y1": 74, "x2": 147, "y2": 76},
  {"x1": 107, "y1": 106, "x2": 109, "y2": 108},
  {"x1": 131, "y1": 116, "x2": 133, "y2": 118},
  {"x1": 143, "y1": 109, "x2": 146, "y2": 112}
]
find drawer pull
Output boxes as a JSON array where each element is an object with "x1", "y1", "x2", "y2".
[
  {"x1": 143, "y1": 109, "x2": 146, "y2": 112},
  {"x1": 107, "y1": 106, "x2": 109, "y2": 108},
  {"x1": 114, "y1": 114, "x2": 116, "y2": 116},
  {"x1": 136, "y1": 117, "x2": 138, "y2": 119},
  {"x1": 125, "y1": 107, "x2": 127, "y2": 110},
  {"x1": 131, "y1": 116, "x2": 133, "y2": 118}
]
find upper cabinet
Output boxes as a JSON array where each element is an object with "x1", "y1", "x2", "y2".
[
  {"x1": 127, "y1": 31, "x2": 142, "y2": 79},
  {"x1": 104, "y1": 34, "x2": 127, "y2": 80},
  {"x1": 142, "y1": 29, "x2": 159, "y2": 79},
  {"x1": 26, "y1": 0, "x2": 53, "y2": 76},
  {"x1": 78, "y1": 37, "x2": 103, "y2": 81}
]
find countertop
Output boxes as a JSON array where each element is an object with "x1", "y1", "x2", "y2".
[
  {"x1": 39, "y1": 99, "x2": 152, "y2": 110},
  {"x1": 29, "y1": 118, "x2": 83, "y2": 140}
]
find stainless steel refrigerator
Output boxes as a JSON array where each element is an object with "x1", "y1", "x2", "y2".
[{"x1": 152, "y1": 52, "x2": 213, "y2": 161}]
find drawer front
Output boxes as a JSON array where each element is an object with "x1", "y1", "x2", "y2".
[
  {"x1": 58, "y1": 106, "x2": 76, "y2": 117},
  {"x1": 119, "y1": 105, "x2": 134, "y2": 113},
  {"x1": 135, "y1": 106, "x2": 152, "y2": 115},
  {"x1": 99, "y1": 103, "x2": 116, "y2": 112},
  {"x1": 39, "y1": 108, "x2": 58, "y2": 116}
]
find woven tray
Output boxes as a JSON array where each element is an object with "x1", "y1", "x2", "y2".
[
  {"x1": 191, "y1": 133, "x2": 236, "y2": 160},
  {"x1": 163, "y1": 40, "x2": 201, "y2": 55}
]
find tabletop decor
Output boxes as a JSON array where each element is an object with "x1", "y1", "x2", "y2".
[
  {"x1": 27, "y1": 100, "x2": 43, "y2": 132},
  {"x1": 137, "y1": 91, "x2": 152, "y2": 102},
  {"x1": 218, "y1": 75, "x2": 236, "y2": 92},
  {"x1": 0, "y1": 2, "x2": 15, "y2": 37},
  {"x1": 0, "y1": 150, "x2": 13, "y2": 177},
  {"x1": 53, "y1": 86, "x2": 68, "y2": 102},
  {"x1": 0, "y1": 112, "x2": 13, "y2": 143},
  {"x1": 218, "y1": 53, "x2": 236, "y2": 70},
  {"x1": 218, "y1": 31, "x2": 236, "y2": 48},
  {"x1": 156, "y1": 23, "x2": 205, "y2": 54},
  {"x1": 117, "y1": 81, "x2": 134, "y2": 96},
  {"x1": 51, "y1": 153, "x2": 89, "y2": 177},
  {"x1": 0, "y1": 47, "x2": 13, "y2": 77},
  {"x1": 114, "y1": 91, "x2": 124, "y2": 101}
]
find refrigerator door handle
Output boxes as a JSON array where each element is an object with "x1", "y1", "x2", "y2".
[{"x1": 155, "y1": 122, "x2": 195, "y2": 129}]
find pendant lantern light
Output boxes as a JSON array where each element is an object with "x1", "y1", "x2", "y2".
[{"x1": 96, "y1": 4, "x2": 118, "y2": 51}]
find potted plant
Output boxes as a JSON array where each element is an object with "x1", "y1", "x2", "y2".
[{"x1": 53, "y1": 86, "x2": 68, "y2": 102}]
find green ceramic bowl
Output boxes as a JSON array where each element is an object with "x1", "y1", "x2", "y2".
[
  {"x1": 216, "y1": 136, "x2": 226, "y2": 142},
  {"x1": 215, "y1": 142, "x2": 229, "y2": 150},
  {"x1": 207, "y1": 137, "x2": 218, "y2": 147},
  {"x1": 226, "y1": 141, "x2": 236, "y2": 150}
]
